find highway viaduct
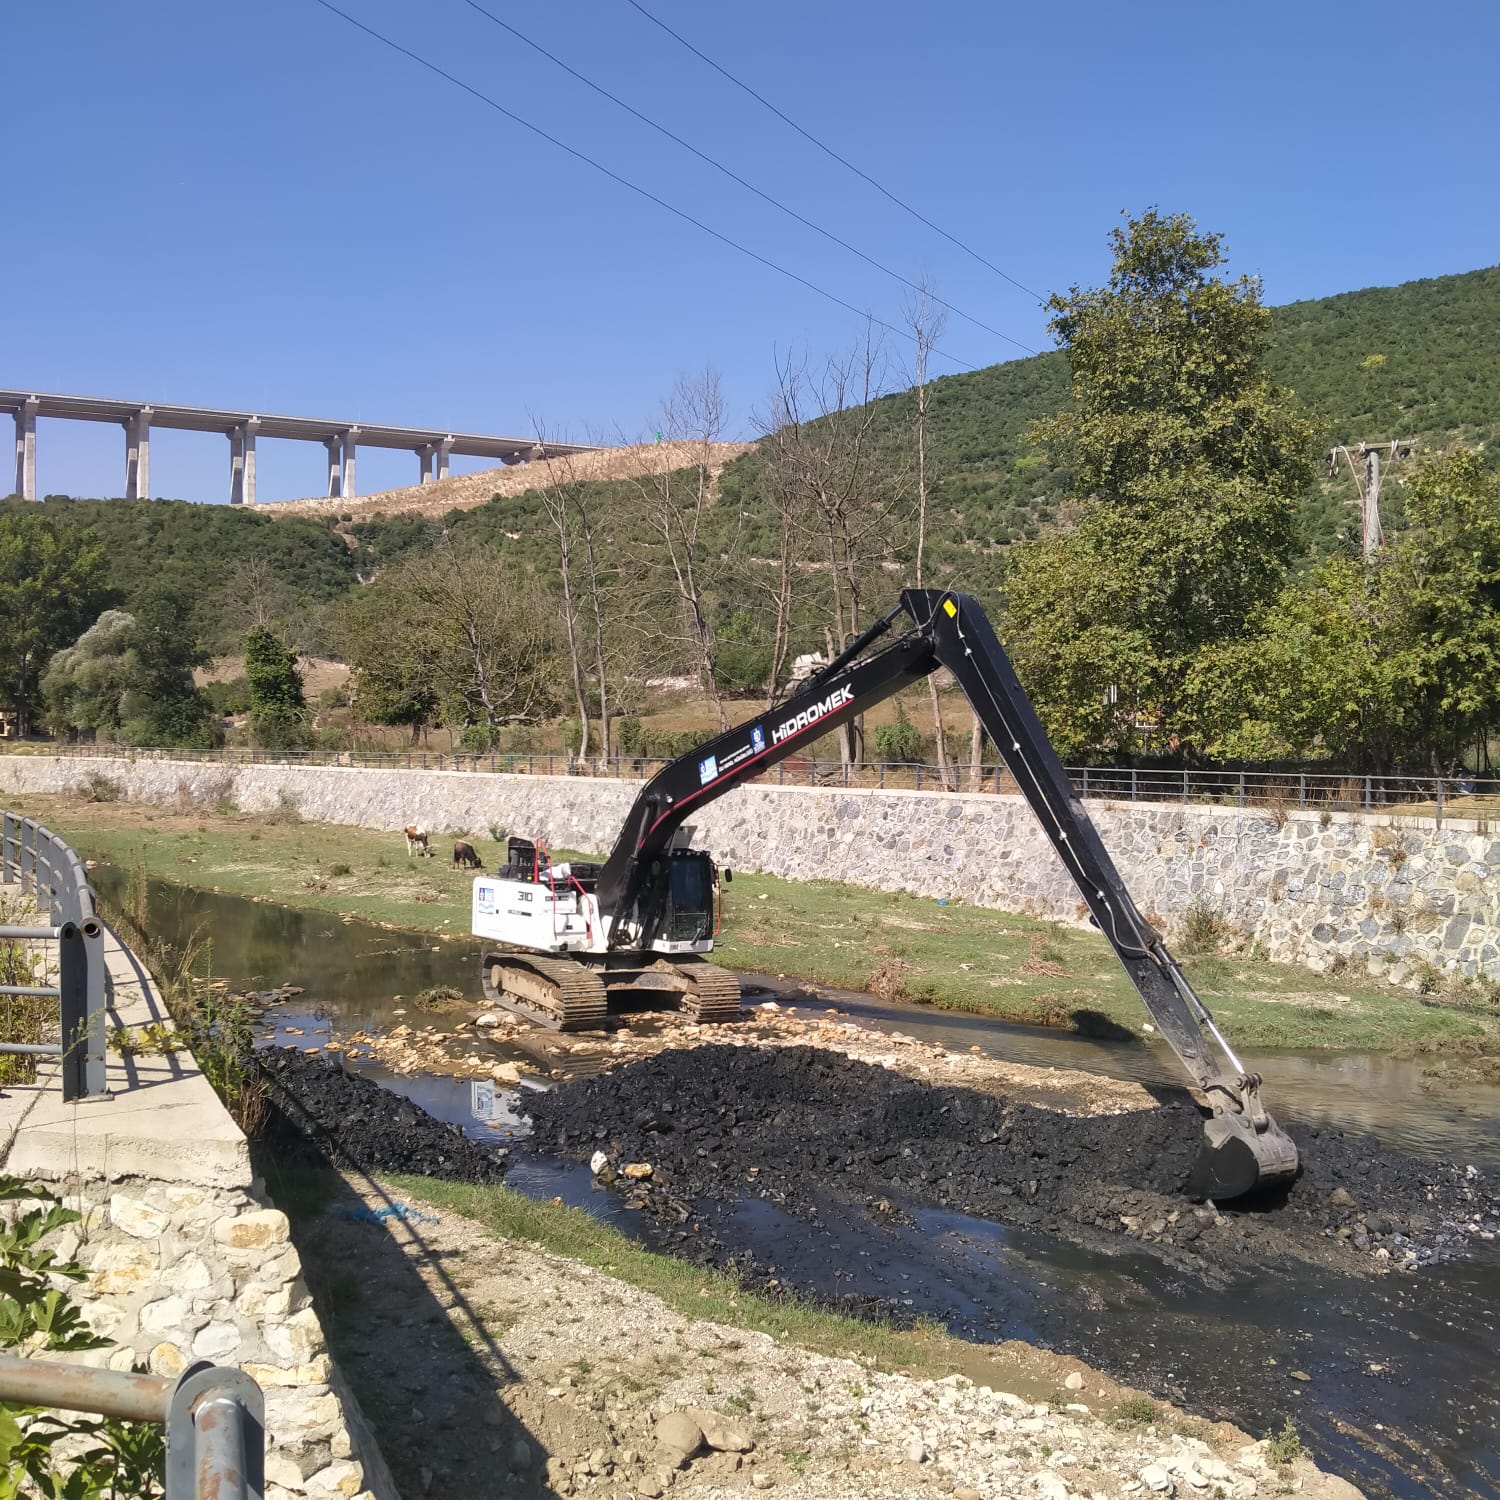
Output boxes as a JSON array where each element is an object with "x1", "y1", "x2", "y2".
[{"x1": 1, "y1": 390, "x2": 597, "y2": 504}]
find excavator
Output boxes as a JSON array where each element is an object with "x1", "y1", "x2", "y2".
[{"x1": 470, "y1": 589, "x2": 1300, "y2": 1200}]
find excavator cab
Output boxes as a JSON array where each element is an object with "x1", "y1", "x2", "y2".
[{"x1": 638, "y1": 850, "x2": 717, "y2": 949}]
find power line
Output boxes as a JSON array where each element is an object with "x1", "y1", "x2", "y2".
[
  {"x1": 622, "y1": 0, "x2": 1046, "y2": 306},
  {"x1": 307, "y1": 0, "x2": 980, "y2": 371},
  {"x1": 455, "y1": 0, "x2": 1035, "y2": 355}
]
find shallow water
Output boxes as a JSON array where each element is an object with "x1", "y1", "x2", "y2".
[{"x1": 99, "y1": 871, "x2": 1500, "y2": 1498}]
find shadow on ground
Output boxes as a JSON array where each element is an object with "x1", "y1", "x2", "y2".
[{"x1": 254, "y1": 1101, "x2": 559, "y2": 1499}]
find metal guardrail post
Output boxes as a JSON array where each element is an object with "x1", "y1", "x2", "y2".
[
  {"x1": 167, "y1": 1363, "x2": 265, "y2": 1500},
  {"x1": 0, "y1": 1354, "x2": 265, "y2": 1500},
  {"x1": 1437, "y1": 779, "x2": 1444, "y2": 827}
]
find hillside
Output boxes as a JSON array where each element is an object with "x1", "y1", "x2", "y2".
[
  {"x1": 337, "y1": 263, "x2": 1500, "y2": 577},
  {"x1": 18, "y1": 265, "x2": 1496, "y2": 663}
]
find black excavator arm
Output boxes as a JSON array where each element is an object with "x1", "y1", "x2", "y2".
[{"x1": 595, "y1": 588, "x2": 1299, "y2": 1200}]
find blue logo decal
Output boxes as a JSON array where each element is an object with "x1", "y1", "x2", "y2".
[
  {"x1": 750, "y1": 726, "x2": 765, "y2": 753},
  {"x1": 698, "y1": 755, "x2": 719, "y2": 785}
]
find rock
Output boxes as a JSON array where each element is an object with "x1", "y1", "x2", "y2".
[
  {"x1": 491, "y1": 1061, "x2": 522, "y2": 1084},
  {"x1": 905, "y1": 1436, "x2": 928, "y2": 1464},
  {"x1": 655, "y1": 1411, "x2": 704, "y2": 1466},
  {"x1": 509, "y1": 1439, "x2": 532, "y2": 1472},
  {"x1": 1141, "y1": 1463, "x2": 1175, "y2": 1492},
  {"x1": 109, "y1": 1194, "x2": 170, "y2": 1239},
  {"x1": 751, "y1": 1474, "x2": 775, "y2": 1491},
  {"x1": 1327, "y1": 1187, "x2": 1355, "y2": 1210},
  {"x1": 684, "y1": 1408, "x2": 754, "y2": 1453},
  {"x1": 590, "y1": 1150, "x2": 610, "y2": 1176},
  {"x1": 214, "y1": 1208, "x2": 291, "y2": 1251},
  {"x1": 955, "y1": 1490, "x2": 984, "y2": 1500},
  {"x1": 475, "y1": 1012, "x2": 501, "y2": 1027},
  {"x1": 1032, "y1": 1473, "x2": 1070, "y2": 1499},
  {"x1": 637, "y1": 1478, "x2": 664, "y2": 1499},
  {"x1": 1063, "y1": 1370, "x2": 1085, "y2": 1391},
  {"x1": 622, "y1": 1162, "x2": 654, "y2": 1180}
]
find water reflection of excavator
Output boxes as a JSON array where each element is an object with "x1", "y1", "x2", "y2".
[{"x1": 471, "y1": 589, "x2": 1300, "y2": 1200}]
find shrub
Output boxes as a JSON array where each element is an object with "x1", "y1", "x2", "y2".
[
  {"x1": 79, "y1": 770, "x2": 124, "y2": 803},
  {"x1": 1178, "y1": 901, "x2": 1230, "y2": 955},
  {"x1": 1266, "y1": 1419, "x2": 1302, "y2": 1465},
  {"x1": 266, "y1": 788, "x2": 302, "y2": 825},
  {"x1": 329, "y1": 862, "x2": 352, "y2": 878},
  {"x1": 871, "y1": 707, "x2": 924, "y2": 765},
  {"x1": 459, "y1": 722, "x2": 496, "y2": 753},
  {"x1": 0, "y1": 1175, "x2": 166, "y2": 1495},
  {"x1": 1110, "y1": 1396, "x2": 1160, "y2": 1427}
]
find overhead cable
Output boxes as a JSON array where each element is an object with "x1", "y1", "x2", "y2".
[
  {"x1": 622, "y1": 0, "x2": 1046, "y2": 305},
  {"x1": 456, "y1": 0, "x2": 1034, "y2": 355},
  {"x1": 307, "y1": 0, "x2": 982, "y2": 370}
]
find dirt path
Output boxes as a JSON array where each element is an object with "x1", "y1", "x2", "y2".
[{"x1": 287, "y1": 1168, "x2": 1361, "y2": 1500}]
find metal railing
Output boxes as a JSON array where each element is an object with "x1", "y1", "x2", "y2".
[
  {"x1": 0, "y1": 1354, "x2": 264, "y2": 1499},
  {"x1": 30, "y1": 740, "x2": 1494, "y2": 824},
  {"x1": 0, "y1": 811, "x2": 108, "y2": 1099}
]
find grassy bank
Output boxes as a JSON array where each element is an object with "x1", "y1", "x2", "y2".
[{"x1": 13, "y1": 790, "x2": 1496, "y2": 1053}]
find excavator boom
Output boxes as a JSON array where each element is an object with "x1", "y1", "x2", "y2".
[{"x1": 594, "y1": 588, "x2": 1299, "y2": 1200}]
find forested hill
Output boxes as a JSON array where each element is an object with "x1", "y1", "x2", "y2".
[
  {"x1": 15, "y1": 263, "x2": 1497, "y2": 625},
  {"x1": 718, "y1": 262, "x2": 1499, "y2": 566}
]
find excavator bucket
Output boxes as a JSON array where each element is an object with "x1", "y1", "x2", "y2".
[{"x1": 1188, "y1": 1110, "x2": 1301, "y2": 1201}]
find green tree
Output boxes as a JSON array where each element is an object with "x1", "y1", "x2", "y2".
[
  {"x1": 41, "y1": 610, "x2": 137, "y2": 740},
  {"x1": 0, "y1": 512, "x2": 109, "y2": 737},
  {"x1": 118, "y1": 584, "x2": 217, "y2": 746},
  {"x1": 1006, "y1": 210, "x2": 1316, "y2": 757},
  {"x1": 244, "y1": 627, "x2": 308, "y2": 750},
  {"x1": 1189, "y1": 450, "x2": 1500, "y2": 771}
]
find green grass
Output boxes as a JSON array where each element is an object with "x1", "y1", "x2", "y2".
[
  {"x1": 392, "y1": 1175, "x2": 1011, "y2": 1384},
  {"x1": 16, "y1": 791, "x2": 1496, "y2": 1053}
]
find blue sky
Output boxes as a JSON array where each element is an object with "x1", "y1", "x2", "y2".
[{"x1": 8, "y1": 0, "x2": 1497, "y2": 503}]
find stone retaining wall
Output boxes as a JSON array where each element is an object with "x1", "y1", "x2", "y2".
[
  {"x1": 0, "y1": 903, "x2": 396, "y2": 1500},
  {"x1": 4, "y1": 754, "x2": 1497, "y2": 983}
]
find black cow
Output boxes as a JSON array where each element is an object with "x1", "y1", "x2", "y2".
[{"x1": 452, "y1": 840, "x2": 482, "y2": 870}]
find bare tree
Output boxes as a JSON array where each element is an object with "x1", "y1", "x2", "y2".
[
  {"x1": 759, "y1": 329, "x2": 910, "y2": 763},
  {"x1": 904, "y1": 278, "x2": 955, "y2": 787},
  {"x1": 531, "y1": 430, "x2": 595, "y2": 760},
  {"x1": 627, "y1": 369, "x2": 735, "y2": 730}
]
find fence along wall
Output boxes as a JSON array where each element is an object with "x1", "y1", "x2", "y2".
[{"x1": 3, "y1": 754, "x2": 1497, "y2": 984}]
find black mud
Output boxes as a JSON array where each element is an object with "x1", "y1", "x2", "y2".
[
  {"x1": 258, "y1": 1047, "x2": 508, "y2": 1182},
  {"x1": 524, "y1": 1044, "x2": 1498, "y2": 1277}
]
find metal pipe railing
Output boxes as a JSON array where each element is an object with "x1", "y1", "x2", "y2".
[
  {"x1": 0, "y1": 1355, "x2": 264, "y2": 1500},
  {"x1": 0, "y1": 812, "x2": 108, "y2": 1099},
  {"x1": 20, "y1": 741, "x2": 1494, "y2": 824}
]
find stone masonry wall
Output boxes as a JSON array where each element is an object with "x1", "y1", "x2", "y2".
[
  {"x1": 35, "y1": 1180, "x2": 390, "y2": 1500},
  {"x1": 4, "y1": 755, "x2": 1496, "y2": 984}
]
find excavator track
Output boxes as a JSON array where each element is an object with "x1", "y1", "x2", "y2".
[
  {"x1": 481, "y1": 952, "x2": 610, "y2": 1033},
  {"x1": 651, "y1": 958, "x2": 743, "y2": 1025}
]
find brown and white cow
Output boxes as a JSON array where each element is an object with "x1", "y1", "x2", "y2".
[{"x1": 404, "y1": 825, "x2": 433, "y2": 857}]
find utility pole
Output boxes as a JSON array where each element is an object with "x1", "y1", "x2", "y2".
[{"x1": 1327, "y1": 439, "x2": 1414, "y2": 559}]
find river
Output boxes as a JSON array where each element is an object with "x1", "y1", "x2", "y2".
[{"x1": 103, "y1": 873, "x2": 1500, "y2": 1500}]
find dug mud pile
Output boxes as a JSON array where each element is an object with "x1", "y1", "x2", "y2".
[
  {"x1": 259, "y1": 1046, "x2": 509, "y2": 1181},
  {"x1": 526, "y1": 1045, "x2": 1498, "y2": 1280}
]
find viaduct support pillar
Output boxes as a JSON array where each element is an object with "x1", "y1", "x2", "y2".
[
  {"x1": 123, "y1": 408, "x2": 151, "y2": 500},
  {"x1": 325, "y1": 438, "x2": 342, "y2": 498},
  {"x1": 228, "y1": 427, "x2": 245, "y2": 505},
  {"x1": 242, "y1": 417, "x2": 258, "y2": 506},
  {"x1": 436, "y1": 437, "x2": 452, "y2": 481},
  {"x1": 12, "y1": 398, "x2": 36, "y2": 500},
  {"x1": 418, "y1": 445, "x2": 435, "y2": 485},
  {"x1": 341, "y1": 428, "x2": 359, "y2": 499},
  {"x1": 228, "y1": 420, "x2": 259, "y2": 505}
]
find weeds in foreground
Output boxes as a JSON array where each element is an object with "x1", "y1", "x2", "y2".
[
  {"x1": 413, "y1": 985, "x2": 465, "y2": 1012},
  {"x1": 1110, "y1": 1396, "x2": 1160, "y2": 1427},
  {"x1": 1266, "y1": 1419, "x2": 1302, "y2": 1465},
  {"x1": 0, "y1": 1174, "x2": 165, "y2": 1495},
  {"x1": 100, "y1": 863, "x2": 266, "y2": 1136},
  {"x1": 0, "y1": 892, "x2": 48, "y2": 1085}
]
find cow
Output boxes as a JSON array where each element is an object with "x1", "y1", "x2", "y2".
[
  {"x1": 452, "y1": 840, "x2": 481, "y2": 870},
  {"x1": 404, "y1": 825, "x2": 433, "y2": 857}
]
